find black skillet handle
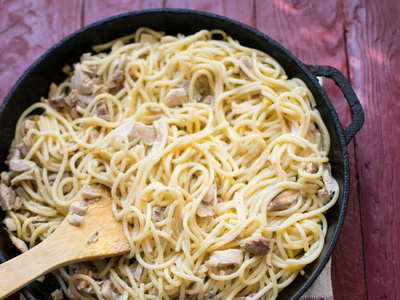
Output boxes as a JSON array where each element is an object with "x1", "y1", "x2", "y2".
[{"x1": 305, "y1": 64, "x2": 365, "y2": 145}]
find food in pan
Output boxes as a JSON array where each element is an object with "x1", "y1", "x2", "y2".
[{"x1": 0, "y1": 28, "x2": 338, "y2": 300}]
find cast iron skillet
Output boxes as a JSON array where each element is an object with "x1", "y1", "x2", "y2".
[{"x1": 0, "y1": 9, "x2": 364, "y2": 300}]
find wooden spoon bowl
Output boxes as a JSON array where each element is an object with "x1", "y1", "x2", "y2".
[{"x1": 0, "y1": 185, "x2": 130, "y2": 299}]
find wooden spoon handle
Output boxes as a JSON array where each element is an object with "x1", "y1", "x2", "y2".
[
  {"x1": 0, "y1": 186, "x2": 130, "y2": 299},
  {"x1": 0, "y1": 237, "x2": 68, "y2": 299}
]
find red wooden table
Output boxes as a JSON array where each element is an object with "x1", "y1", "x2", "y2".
[{"x1": 1, "y1": 0, "x2": 399, "y2": 299}]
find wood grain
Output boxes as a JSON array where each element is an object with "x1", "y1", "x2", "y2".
[
  {"x1": 2, "y1": 0, "x2": 399, "y2": 299},
  {"x1": 164, "y1": 0, "x2": 255, "y2": 27},
  {"x1": 83, "y1": 0, "x2": 164, "y2": 26},
  {"x1": 0, "y1": 2, "x2": 82, "y2": 298},
  {"x1": 0, "y1": 0, "x2": 83, "y2": 102},
  {"x1": 254, "y1": 1, "x2": 367, "y2": 298},
  {"x1": 344, "y1": 0, "x2": 400, "y2": 298},
  {"x1": 330, "y1": 141, "x2": 367, "y2": 299}
]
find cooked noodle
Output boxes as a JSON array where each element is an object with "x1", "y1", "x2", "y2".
[{"x1": 2, "y1": 28, "x2": 338, "y2": 300}]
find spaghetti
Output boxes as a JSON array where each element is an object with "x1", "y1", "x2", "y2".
[{"x1": 1, "y1": 28, "x2": 339, "y2": 300}]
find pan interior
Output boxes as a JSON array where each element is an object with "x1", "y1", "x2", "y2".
[{"x1": 0, "y1": 9, "x2": 348, "y2": 300}]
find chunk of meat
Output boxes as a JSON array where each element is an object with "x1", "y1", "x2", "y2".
[
  {"x1": 240, "y1": 56, "x2": 252, "y2": 68},
  {"x1": 1, "y1": 171, "x2": 11, "y2": 185},
  {"x1": 110, "y1": 121, "x2": 140, "y2": 144},
  {"x1": 136, "y1": 123, "x2": 157, "y2": 146},
  {"x1": 6, "y1": 149, "x2": 21, "y2": 165},
  {"x1": 93, "y1": 84, "x2": 106, "y2": 96},
  {"x1": 70, "y1": 200, "x2": 89, "y2": 216},
  {"x1": 62, "y1": 64, "x2": 73, "y2": 75},
  {"x1": 132, "y1": 263, "x2": 143, "y2": 281},
  {"x1": 202, "y1": 95, "x2": 214, "y2": 105},
  {"x1": 48, "y1": 82, "x2": 58, "y2": 99},
  {"x1": 65, "y1": 89, "x2": 85, "y2": 119},
  {"x1": 13, "y1": 196, "x2": 22, "y2": 210},
  {"x1": 306, "y1": 162, "x2": 318, "y2": 174},
  {"x1": 49, "y1": 95, "x2": 67, "y2": 111},
  {"x1": 96, "y1": 100, "x2": 111, "y2": 121},
  {"x1": 318, "y1": 186, "x2": 331, "y2": 204},
  {"x1": 107, "y1": 53, "x2": 128, "y2": 89},
  {"x1": 9, "y1": 159, "x2": 34, "y2": 173},
  {"x1": 173, "y1": 79, "x2": 190, "y2": 91},
  {"x1": 197, "y1": 183, "x2": 217, "y2": 217},
  {"x1": 67, "y1": 214, "x2": 84, "y2": 226},
  {"x1": 8, "y1": 232, "x2": 28, "y2": 253},
  {"x1": 318, "y1": 164, "x2": 335, "y2": 204},
  {"x1": 161, "y1": 35, "x2": 178, "y2": 43},
  {"x1": 77, "y1": 279, "x2": 93, "y2": 293},
  {"x1": 80, "y1": 63, "x2": 97, "y2": 78},
  {"x1": 0, "y1": 183, "x2": 16, "y2": 211},
  {"x1": 78, "y1": 93, "x2": 94, "y2": 106},
  {"x1": 110, "y1": 121, "x2": 157, "y2": 146},
  {"x1": 82, "y1": 186, "x2": 103, "y2": 201},
  {"x1": 163, "y1": 88, "x2": 188, "y2": 107},
  {"x1": 71, "y1": 63, "x2": 96, "y2": 95},
  {"x1": 65, "y1": 89, "x2": 80, "y2": 106},
  {"x1": 267, "y1": 190, "x2": 300, "y2": 211},
  {"x1": 101, "y1": 279, "x2": 117, "y2": 300},
  {"x1": 73, "y1": 262, "x2": 99, "y2": 278},
  {"x1": 205, "y1": 249, "x2": 243, "y2": 268},
  {"x1": 89, "y1": 129, "x2": 100, "y2": 143},
  {"x1": 241, "y1": 236, "x2": 270, "y2": 255},
  {"x1": 193, "y1": 76, "x2": 212, "y2": 102},
  {"x1": 10, "y1": 170, "x2": 35, "y2": 186},
  {"x1": 69, "y1": 263, "x2": 99, "y2": 293},
  {"x1": 80, "y1": 52, "x2": 92, "y2": 62},
  {"x1": 3, "y1": 217, "x2": 17, "y2": 231},
  {"x1": 152, "y1": 206, "x2": 164, "y2": 222},
  {"x1": 68, "y1": 102, "x2": 82, "y2": 119},
  {"x1": 51, "y1": 289, "x2": 64, "y2": 300},
  {"x1": 23, "y1": 119, "x2": 37, "y2": 132},
  {"x1": 140, "y1": 33, "x2": 159, "y2": 45},
  {"x1": 321, "y1": 163, "x2": 334, "y2": 195},
  {"x1": 16, "y1": 137, "x2": 33, "y2": 157}
]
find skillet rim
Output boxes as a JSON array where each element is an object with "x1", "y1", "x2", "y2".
[{"x1": 0, "y1": 8, "x2": 350, "y2": 300}]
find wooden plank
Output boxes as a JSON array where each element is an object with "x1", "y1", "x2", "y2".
[
  {"x1": 330, "y1": 144, "x2": 367, "y2": 299},
  {"x1": 83, "y1": 0, "x2": 164, "y2": 26},
  {"x1": 254, "y1": 1, "x2": 367, "y2": 298},
  {"x1": 4, "y1": 1, "x2": 393, "y2": 299},
  {"x1": 0, "y1": 1, "x2": 83, "y2": 299},
  {"x1": 163, "y1": 0, "x2": 255, "y2": 27},
  {"x1": 0, "y1": 0, "x2": 83, "y2": 103},
  {"x1": 343, "y1": 0, "x2": 400, "y2": 298}
]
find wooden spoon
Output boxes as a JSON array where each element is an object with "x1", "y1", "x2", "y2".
[{"x1": 0, "y1": 185, "x2": 130, "y2": 299}]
